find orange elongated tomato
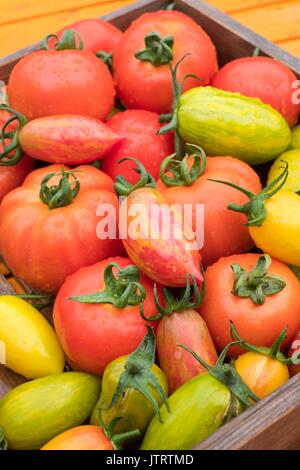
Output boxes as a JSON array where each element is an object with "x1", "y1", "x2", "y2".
[
  {"x1": 157, "y1": 310, "x2": 217, "y2": 393},
  {"x1": 121, "y1": 187, "x2": 203, "y2": 287},
  {"x1": 0, "y1": 165, "x2": 122, "y2": 293},
  {"x1": 18, "y1": 115, "x2": 122, "y2": 165},
  {"x1": 41, "y1": 425, "x2": 113, "y2": 450},
  {"x1": 8, "y1": 48, "x2": 115, "y2": 121},
  {"x1": 235, "y1": 352, "x2": 289, "y2": 399}
]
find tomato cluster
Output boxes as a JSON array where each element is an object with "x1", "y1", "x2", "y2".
[{"x1": 0, "y1": 8, "x2": 300, "y2": 452}]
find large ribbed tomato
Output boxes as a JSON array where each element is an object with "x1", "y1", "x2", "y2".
[
  {"x1": 113, "y1": 10, "x2": 218, "y2": 113},
  {"x1": 0, "y1": 164, "x2": 123, "y2": 292},
  {"x1": 53, "y1": 257, "x2": 159, "y2": 375}
]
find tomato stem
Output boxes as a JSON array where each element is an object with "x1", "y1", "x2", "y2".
[
  {"x1": 231, "y1": 254, "x2": 286, "y2": 305},
  {"x1": 96, "y1": 50, "x2": 113, "y2": 73},
  {"x1": 106, "y1": 326, "x2": 169, "y2": 423},
  {"x1": 0, "y1": 427, "x2": 7, "y2": 450},
  {"x1": 135, "y1": 32, "x2": 174, "y2": 66},
  {"x1": 39, "y1": 166, "x2": 80, "y2": 209},
  {"x1": 179, "y1": 342, "x2": 259, "y2": 408},
  {"x1": 0, "y1": 105, "x2": 27, "y2": 166},
  {"x1": 69, "y1": 262, "x2": 146, "y2": 308},
  {"x1": 100, "y1": 416, "x2": 141, "y2": 450},
  {"x1": 114, "y1": 158, "x2": 155, "y2": 196},
  {"x1": 160, "y1": 144, "x2": 207, "y2": 186},
  {"x1": 42, "y1": 29, "x2": 84, "y2": 50},
  {"x1": 140, "y1": 269, "x2": 205, "y2": 322},
  {"x1": 208, "y1": 161, "x2": 288, "y2": 227}
]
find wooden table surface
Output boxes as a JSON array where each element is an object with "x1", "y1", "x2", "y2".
[{"x1": 0, "y1": 0, "x2": 300, "y2": 59}]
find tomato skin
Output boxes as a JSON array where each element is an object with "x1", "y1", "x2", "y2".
[
  {"x1": 157, "y1": 156, "x2": 262, "y2": 268},
  {"x1": 0, "y1": 154, "x2": 34, "y2": 203},
  {"x1": 113, "y1": 10, "x2": 218, "y2": 113},
  {"x1": 235, "y1": 352, "x2": 289, "y2": 399},
  {"x1": 53, "y1": 257, "x2": 159, "y2": 375},
  {"x1": 0, "y1": 164, "x2": 123, "y2": 293},
  {"x1": 212, "y1": 57, "x2": 300, "y2": 127},
  {"x1": 198, "y1": 254, "x2": 300, "y2": 357},
  {"x1": 41, "y1": 425, "x2": 113, "y2": 450},
  {"x1": 55, "y1": 19, "x2": 123, "y2": 54},
  {"x1": 0, "y1": 296, "x2": 64, "y2": 379},
  {"x1": 19, "y1": 115, "x2": 122, "y2": 165},
  {"x1": 122, "y1": 188, "x2": 203, "y2": 287},
  {"x1": 8, "y1": 50, "x2": 115, "y2": 121},
  {"x1": 288, "y1": 329, "x2": 300, "y2": 377},
  {"x1": 157, "y1": 310, "x2": 217, "y2": 394},
  {"x1": 102, "y1": 110, "x2": 174, "y2": 183}
]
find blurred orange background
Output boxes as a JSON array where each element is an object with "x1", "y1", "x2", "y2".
[{"x1": 0, "y1": 0, "x2": 300, "y2": 58}]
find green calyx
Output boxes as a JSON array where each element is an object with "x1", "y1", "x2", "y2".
[
  {"x1": 99, "y1": 415, "x2": 140, "y2": 450},
  {"x1": 160, "y1": 144, "x2": 207, "y2": 186},
  {"x1": 69, "y1": 262, "x2": 146, "y2": 308},
  {"x1": 15, "y1": 293, "x2": 54, "y2": 310},
  {"x1": 114, "y1": 158, "x2": 156, "y2": 196},
  {"x1": 96, "y1": 51, "x2": 113, "y2": 73},
  {"x1": 208, "y1": 161, "x2": 288, "y2": 227},
  {"x1": 231, "y1": 254, "x2": 286, "y2": 305},
  {"x1": 39, "y1": 167, "x2": 80, "y2": 209},
  {"x1": 0, "y1": 105, "x2": 27, "y2": 166},
  {"x1": 179, "y1": 341, "x2": 259, "y2": 408},
  {"x1": 0, "y1": 427, "x2": 7, "y2": 450},
  {"x1": 140, "y1": 270, "x2": 205, "y2": 322},
  {"x1": 108, "y1": 326, "x2": 169, "y2": 423},
  {"x1": 42, "y1": 29, "x2": 84, "y2": 50},
  {"x1": 135, "y1": 31, "x2": 174, "y2": 66},
  {"x1": 230, "y1": 321, "x2": 300, "y2": 365},
  {"x1": 252, "y1": 47, "x2": 260, "y2": 57}
]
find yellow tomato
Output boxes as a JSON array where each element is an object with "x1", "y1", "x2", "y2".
[
  {"x1": 291, "y1": 125, "x2": 300, "y2": 150},
  {"x1": 249, "y1": 190, "x2": 300, "y2": 266},
  {"x1": 267, "y1": 149, "x2": 300, "y2": 193},
  {"x1": 235, "y1": 351, "x2": 289, "y2": 399},
  {"x1": 0, "y1": 296, "x2": 64, "y2": 378}
]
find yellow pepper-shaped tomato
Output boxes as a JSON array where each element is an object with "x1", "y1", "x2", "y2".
[
  {"x1": 0, "y1": 296, "x2": 64, "y2": 378},
  {"x1": 267, "y1": 150, "x2": 300, "y2": 193},
  {"x1": 231, "y1": 323, "x2": 293, "y2": 399},
  {"x1": 212, "y1": 162, "x2": 300, "y2": 266}
]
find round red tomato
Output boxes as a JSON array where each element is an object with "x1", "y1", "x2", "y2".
[
  {"x1": 8, "y1": 48, "x2": 115, "y2": 121},
  {"x1": 55, "y1": 19, "x2": 123, "y2": 54},
  {"x1": 102, "y1": 109, "x2": 174, "y2": 183},
  {"x1": 0, "y1": 164, "x2": 123, "y2": 292},
  {"x1": 157, "y1": 156, "x2": 262, "y2": 267},
  {"x1": 212, "y1": 56, "x2": 300, "y2": 127},
  {"x1": 53, "y1": 257, "x2": 159, "y2": 375},
  {"x1": 113, "y1": 10, "x2": 218, "y2": 113},
  {"x1": 0, "y1": 154, "x2": 34, "y2": 203},
  {"x1": 198, "y1": 254, "x2": 300, "y2": 357}
]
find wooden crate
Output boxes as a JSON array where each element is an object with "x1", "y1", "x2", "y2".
[{"x1": 0, "y1": 0, "x2": 299, "y2": 451}]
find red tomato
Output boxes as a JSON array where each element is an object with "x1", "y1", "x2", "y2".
[
  {"x1": 102, "y1": 109, "x2": 174, "y2": 183},
  {"x1": 41, "y1": 425, "x2": 113, "y2": 450},
  {"x1": 55, "y1": 19, "x2": 123, "y2": 54},
  {"x1": 113, "y1": 10, "x2": 218, "y2": 113},
  {"x1": 157, "y1": 309, "x2": 217, "y2": 394},
  {"x1": 198, "y1": 254, "x2": 300, "y2": 357},
  {"x1": 8, "y1": 49, "x2": 115, "y2": 121},
  {"x1": 212, "y1": 57, "x2": 300, "y2": 127},
  {"x1": 0, "y1": 164, "x2": 123, "y2": 292},
  {"x1": 0, "y1": 154, "x2": 34, "y2": 203},
  {"x1": 19, "y1": 115, "x2": 122, "y2": 165},
  {"x1": 53, "y1": 257, "x2": 159, "y2": 375},
  {"x1": 157, "y1": 156, "x2": 262, "y2": 267}
]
